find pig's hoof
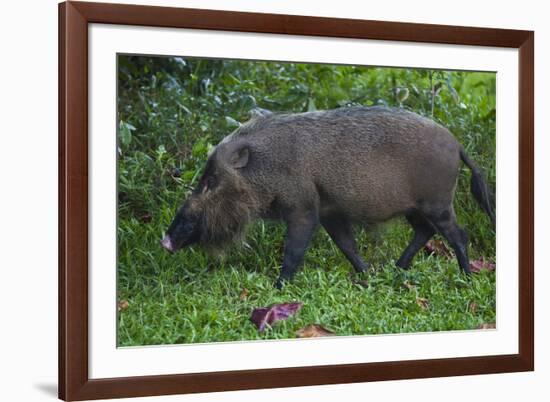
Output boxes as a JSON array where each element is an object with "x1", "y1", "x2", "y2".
[
  {"x1": 274, "y1": 278, "x2": 284, "y2": 289},
  {"x1": 395, "y1": 260, "x2": 412, "y2": 270},
  {"x1": 355, "y1": 263, "x2": 369, "y2": 273}
]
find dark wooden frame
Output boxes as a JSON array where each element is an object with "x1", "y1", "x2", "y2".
[{"x1": 59, "y1": 1, "x2": 534, "y2": 400}]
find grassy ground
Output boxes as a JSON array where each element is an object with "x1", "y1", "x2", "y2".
[{"x1": 117, "y1": 56, "x2": 496, "y2": 346}]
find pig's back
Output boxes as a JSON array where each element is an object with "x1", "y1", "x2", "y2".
[{"x1": 243, "y1": 107, "x2": 462, "y2": 223}]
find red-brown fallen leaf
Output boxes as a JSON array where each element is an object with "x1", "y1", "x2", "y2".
[
  {"x1": 424, "y1": 239, "x2": 453, "y2": 258},
  {"x1": 118, "y1": 300, "x2": 129, "y2": 312},
  {"x1": 470, "y1": 257, "x2": 496, "y2": 273},
  {"x1": 251, "y1": 302, "x2": 302, "y2": 332},
  {"x1": 239, "y1": 288, "x2": 249, "y2": 300},
  {"x1": 353, "y1": 279, "x2": 369, "y2": 288},
  {"x1": 416, "y1": 297, "x2": 430, "y2": 310},
  {"x1": 469, "y1": 302, "x2": 479, "y2": 314},
  {"x1": 296, "y1": 324, "x2": 336, "y2": 338},
  {"x1": 477, "y1": 322, "x2": 496, "y2": 330}
]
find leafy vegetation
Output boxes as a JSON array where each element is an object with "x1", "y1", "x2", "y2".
[{"x1": 117, "y1": 55, "x2": 496, "y2": 346}]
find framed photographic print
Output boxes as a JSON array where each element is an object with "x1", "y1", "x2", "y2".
[{"x1": 59, "y1": 1, "x2": 534, "y2": 400}]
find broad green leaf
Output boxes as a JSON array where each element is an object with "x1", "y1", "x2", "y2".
[
  {"x1": 119, "y1": 121, "x2": 135, "y2": 146},
  {"x1": 307, "y1": 98, "x2": 317, "y2": 112},
  {"x1": 225, "y1": 116, "x2": 241, "y2": 128}
]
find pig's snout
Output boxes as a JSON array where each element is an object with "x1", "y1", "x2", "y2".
[{"x1": 161, "y1": 235, "x2": 175, "y2": 252}]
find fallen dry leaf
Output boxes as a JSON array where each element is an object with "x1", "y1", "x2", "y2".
[
  {"x1": 118, "y1": 300, "x2": 129, "y2": 312},
  {"x1": 403, "y1": 281, "x2": 416, "y2": 291},
  {"x1": 171, "y1": 167, "x2": 182, "y2": 178},
  {"x1": 296, "y1": 324, "x2": 336, "y2": 338},
  {"x1": 469, "y1": 302, "x2": 479, "y2": 314},
  {"x1": 424, "y1": 239, "x2": 453, "y2": 258},
  {"x1": 139, "y1": 213, "x2": 153, "y2": 223},
  {"x1": 251, "y1": 302, "x2": 302, "y2": 332},
  {"x1": 477, "y1": 322, "x2": 496, "y2": 330},
  {"x1": 239, "y1": 288, "x2": 249, "y2": 300},
  {"x1": 353, "y1": 279, "x2": 369, "y2": 288},
  {"x1": 416, "y1": 297, "x2": 429, "y2": 310},
  {"x1": 470, "y1": 257, "x2": 496, "y2": 273}
]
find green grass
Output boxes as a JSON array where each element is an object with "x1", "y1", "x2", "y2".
[
  {"x1": 117, "y1": 56, "x2": 496, "y2": 346},
  {"x1": 117, "y1": 218, "x2": 495, "y2": 346}
]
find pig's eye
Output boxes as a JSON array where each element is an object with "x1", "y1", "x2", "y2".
[{"x1": 202, "y1": 175, "x2": 217, "y2": 194}]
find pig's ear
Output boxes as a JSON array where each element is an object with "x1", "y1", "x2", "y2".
[{"x1": 230, "y1": 146, "x2": 249, "y2": 169}]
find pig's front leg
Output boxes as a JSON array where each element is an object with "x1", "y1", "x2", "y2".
[{"x1": 275, "y1": 211, "x2": 318, "y2": 289}]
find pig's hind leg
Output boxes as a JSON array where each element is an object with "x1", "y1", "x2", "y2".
[
  {"x1": 425, "y1": 207, "x2": 471, "y2": 274},
  {"x1": 396, "y1": 211, "x2": 435, "y2": 270},
  {"x1": 321, "y1": 215, "x2": 369, "y2": 274}
]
